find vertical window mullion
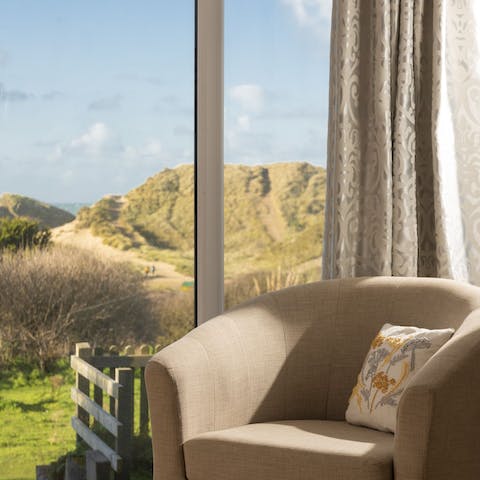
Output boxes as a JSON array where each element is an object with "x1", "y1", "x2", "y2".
[{"x1": 195, "y1": 0, "x2": 224, "y2": 325}]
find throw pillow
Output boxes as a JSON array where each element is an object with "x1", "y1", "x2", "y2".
[{"x1": 345, "y1": 323, "x2": 454, "y2": 433}]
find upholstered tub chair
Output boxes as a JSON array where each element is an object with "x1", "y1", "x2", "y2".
[{"x1": 146, "y1": 277, "x2": 480, "y2": 480}]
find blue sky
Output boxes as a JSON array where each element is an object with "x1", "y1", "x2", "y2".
[{"x1": 0, "y1": 0, "x2": 331, "y2": 203}]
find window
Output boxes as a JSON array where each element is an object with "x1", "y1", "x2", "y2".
[
  {"x1": 0, "y1": 2, "x2": 195, "y2": 476},
  {"x1": 223, "y1": 0, "x2": 331, "y2": 308},
  {"x1": 0, "y1": 1, "x2": 331, "y2": 476}
]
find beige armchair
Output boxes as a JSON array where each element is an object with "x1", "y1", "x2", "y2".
[{"x1": 146, "y1": 277, "x2": 480, "y2": 480}]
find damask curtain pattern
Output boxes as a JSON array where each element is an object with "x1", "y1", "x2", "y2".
[{"x1": 323, "y1": 0, "x2": 480, "y2": 284}]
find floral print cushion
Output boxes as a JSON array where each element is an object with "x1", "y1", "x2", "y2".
[{"x1": 346, "y1": 323, "x2": 454, "y2": 433}]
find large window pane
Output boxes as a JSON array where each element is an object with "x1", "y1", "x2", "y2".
[
  {"x1": 0, "y1": 2, "x2": 194, "y2": 477},
  {"x1": 224, "y1": 0, "x2": 331, "y2": 308}
]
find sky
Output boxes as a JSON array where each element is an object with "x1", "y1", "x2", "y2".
[{"x1": 0, "y1": 0, "x2": 331, "y2": 203}]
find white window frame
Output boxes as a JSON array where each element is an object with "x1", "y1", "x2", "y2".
[{"x1": 195, "y1": 0, "x2": 224, "y2": 325}]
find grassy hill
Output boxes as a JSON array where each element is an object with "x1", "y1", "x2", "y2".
[
  {"x1": 0, "y1": 193, "x2": 75, "y2": 228},
  {"x1": 75, "y1": 162, "x2": 326, "y2": 276}
]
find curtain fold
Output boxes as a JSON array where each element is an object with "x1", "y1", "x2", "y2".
[{"x1": 323, "y1": 0, "x2": 480, "y2": 284}]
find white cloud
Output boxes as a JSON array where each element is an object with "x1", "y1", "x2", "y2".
[
  {"x1": 237, "y1": 115, "x2": 251, "y2": 132},
  {"x1": 70, "y1": 122, "x2": 111, "y2": 155},
  {"x1": 283, "y1": 0, "x2": 332, "y2": 33},
  {"x1": 229, "y1": 84, "x2": 264, "y2": 113},
  {"x1": 122, "y1": 139, "x2": 165, "y2": 168},
  {"x1": 141, "y1": 140, "x2": 163, "y2": 157},
  {"x1": 48, "y1": 123, "x2": 165, "y2": 172},
  {"x1": 49, "y1": 122, "x2": 116, "y2": 162}
]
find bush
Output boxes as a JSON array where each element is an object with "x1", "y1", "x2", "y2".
[
  {"x1": 152, "y1": 290, "x2": 195, "y2": 349},
  {"x1": 0, "y1": 246, "x2": 158, "y2": 370},
  {"x1": 0, "y1": 217, "x2": 51, "y2": 252},
  {"x1": 225, "y1": 266, "x2": 319, "y2": 309}
]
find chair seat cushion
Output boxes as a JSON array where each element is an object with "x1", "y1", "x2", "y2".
[{"x1": 184, "y1": 420, "x2": 394, "y2": 480}]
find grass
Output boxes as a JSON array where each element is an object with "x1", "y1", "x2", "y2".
[
  {"x1": 138, "y1": 245, "x2": 194, "y2": 276},
  {"x1": 0, "y1": 362, "x2": 154, "y2": 480},
  {"x1": 0, "y1": 362, "x2": 75, "y2": 480}
]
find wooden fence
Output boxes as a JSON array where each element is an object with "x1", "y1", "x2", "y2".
[{"x1": 70, "y1": 342, "x2": 160, "y2": 479}]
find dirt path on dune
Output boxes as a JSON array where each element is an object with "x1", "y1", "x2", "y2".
[{"x1": 51, "y1": 221, "x2": 192, "y2": 289}]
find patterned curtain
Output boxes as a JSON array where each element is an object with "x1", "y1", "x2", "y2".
[{"x1": 322, "y1": 0, "x2": 480, "y2": 284}]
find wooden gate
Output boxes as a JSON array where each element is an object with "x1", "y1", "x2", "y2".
[{"x1": 70, "y1": 342, "x2": 158, "y2": 479}]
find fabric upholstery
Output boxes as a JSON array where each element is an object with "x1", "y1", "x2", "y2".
[
  {"x1": 145, "y1": 277, "x2": 480, "y2": 480},
  {"x1": 395, "y1": 309, "x2": 480, "y2": 480},
  {"x1": 346, "y1": 323, "x2": 454, "y2": 433},
  {"x1": 184, "y1": 420, "x2": 394, "y2": 480}
]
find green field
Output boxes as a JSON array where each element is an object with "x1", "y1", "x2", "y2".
[
  {"x1": 0, "y1": 364, "x2": 152, "y2": 480},
  {"x1": 0, "y1": 365, "x2": 75, "y2": 480}
]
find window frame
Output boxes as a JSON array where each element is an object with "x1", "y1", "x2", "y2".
[{"x1": 195, "y1": 0, "x2": 224, "y2": 325}]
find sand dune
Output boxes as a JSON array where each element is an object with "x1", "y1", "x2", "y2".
[{"x1": 51, "y1": 220, "x2": 192, "y2": 289}]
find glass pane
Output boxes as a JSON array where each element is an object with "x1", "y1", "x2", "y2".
[
  {"x1": 0, "y1": 2, "x2": 194, "y2": 477},
  {"x1": 224, "y1": 0, "x2": 331, "y2": 308}
]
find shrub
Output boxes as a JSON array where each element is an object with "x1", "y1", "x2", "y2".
[
  {"x1": 152, "y1": 290, "x2": 195, "y2": 349},
  {"x1": 0, "y1": 217, "x2": 51, "y2": 252},
  {"x1": 225, "y1": 266, "x2": 319, "y2": 309},
  {"x1": 0, "y1": 246, "x2": 158, "y2": 370}
]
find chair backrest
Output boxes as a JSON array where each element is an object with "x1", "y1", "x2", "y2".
[{"x1": 226, "y1": 276, "x2": 480, "y2": 422}]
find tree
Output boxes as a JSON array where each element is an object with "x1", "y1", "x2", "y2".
[{"x1": 0, "y1": 217, "x2": 51, "y2": 252}]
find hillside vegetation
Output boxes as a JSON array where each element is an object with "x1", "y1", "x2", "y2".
[
  {"x1": 0, "y1": 246, "x2": 157, "y2": 369},
  {"x1": 0, "y1": 217, "x2": 51, "y2": 252},
  {"x1": 0, "y1": 193, "x2": 74, "y2": 228},
  {"x1": 75, "y1": 162, "x2": 326, "y2": 276}
]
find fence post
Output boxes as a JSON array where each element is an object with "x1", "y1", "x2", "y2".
[
  {"x1": 115, "y1": 368, "x2": 134, "y2": 480},
  {"x1": 123, "y1": 345, "x2": 134, "y2": 355},
  {"x1": 108, "y1": 346, "x2": 119, "y2": 416},
  {"x1": 93, "y1": 347, "x2": 104, "y2": 427},
  {"x1": 86, "y1": 450, "x2": 111, "y2": 480},
  {"x1": 139, "y1": 345, "x2": 150, "y2": 436},
  {"x1": 75, "y1": 342, "x2": 92, "y2": 448}
]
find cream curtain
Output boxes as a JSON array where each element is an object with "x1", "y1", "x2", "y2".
[{"x1": 323, "y1": 0, "x2": 480, "y2": 284}]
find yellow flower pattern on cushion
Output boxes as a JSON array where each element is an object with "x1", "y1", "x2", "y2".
[
  {"x1": 386, "y1": 336, "x2": 405, "y2": 348},
  {"x1": 346, "y1": 323, "x2": 455, "y2": 433},
  {"x1": 371, "y1": 334, "x2": 385, "y2": 349},
  {"x1": 372, "y1": 372, "x2": 396, "y2": 393},
  {"x1": 349, "y1": 330, "x2": 430, "y2": 415}
]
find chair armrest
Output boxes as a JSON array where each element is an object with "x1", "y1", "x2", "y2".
[
  {"x1": 145, "y1": 294, "x2": 289, "y2": 480},
  {"x1": 145, "y1": 335, "x2": 214, "y2": 480},
  {"x1": 394, "y1": 310, "x2": 480, "y2": 480}
]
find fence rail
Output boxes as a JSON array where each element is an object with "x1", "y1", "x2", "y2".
[
  {"x1": 71, "y1": 388, "x2": 120, "y2": 436},
  {"x1": 71, "y1": 416, "x2": 122, "y2": 471},
  {"x1": 71, "y1": 355, "x2": 120, "y2": 398},
  {"x1": 70, "y1": 342, "x2": 158, "y2": 480}
]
